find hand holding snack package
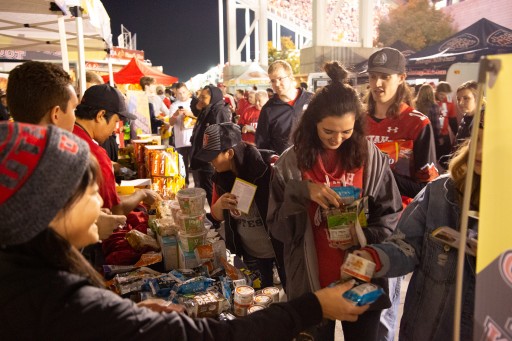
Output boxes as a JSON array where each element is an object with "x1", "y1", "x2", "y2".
[
  {"x1": 337, "y1": 252, "x2": 384, "y2": 306},
  {"x1": 322, "y1": 186, "x2": 368, "y2": 250}
]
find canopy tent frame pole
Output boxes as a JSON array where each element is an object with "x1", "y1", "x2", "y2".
[
  {"x1": 58, "y1": 16, "x2": 70, "y2": 73},
  {"x1": 73, "y1": 6, "x2": 87, "y2": 97},
  {"x1": 452, "y1": 57, "x2": 493, "y2": 341}
]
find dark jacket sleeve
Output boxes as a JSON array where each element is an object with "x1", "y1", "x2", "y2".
[
  {"x1": 255, "y1": 105, "x2": 271, "y2": 150},
  {"x1": 44, "y1": 280, "x2": 322, "y2": 341}
]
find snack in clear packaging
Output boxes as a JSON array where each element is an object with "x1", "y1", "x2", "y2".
[
  {"x1": 182, "y1": 289, "x2": 229, "y2": 318},
  {"x1": 125, "y1": 229, "x2": 160, "y2": 252},
  {"x1": 170, "y1": 200, "x2": 181, "y2": 221},
  {"x1": 112, "y1": 267, "x2": 161, "y2": 295},
  {"x1": 343, "y1": 283, "x2": 384, "y2": 306},
  {"x1": 220, "y1": 257, "x2": 244, "y2": 281},
  {"x1": 156, "y1": 200, "x2": 174, "y2": 219},
  {"x1": 323, "y1": 195, "x2": 368, "y2": 249},
  {"x1": 174, "y1": 276, "x2": 215, "y2": 295},
  {"x1": 142, "y1": 275, "x2": 178, "y2": 297},
  {"x1": 134, "y1": 252, "x2": 162, "y2": 267}
]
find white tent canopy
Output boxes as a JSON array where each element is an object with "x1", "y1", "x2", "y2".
[
  {"x1": 226, "y1": 62, "x2": 270, "y2": 86},
  {"x1": 0, "y1": 0, "x2": 113, "y2": 94},
  {"x1": 0, "y1": 1, "x2": 111, "y2": 51}
]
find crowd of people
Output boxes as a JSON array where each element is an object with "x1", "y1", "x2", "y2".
[
  {"x1": 267, "y1": 0, "x2": 390, "y2": 44},
  {"x1": 0, "y1": 45, "x2": 485, "y2": 340}
]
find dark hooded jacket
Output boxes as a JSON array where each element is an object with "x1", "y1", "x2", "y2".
[
  {"x1": 190, "y1": 85, "x2": 232, "y2": 170},
  {"x1": 0, "y1": 250, "x2": 323, "y2": 340},
  {"x1": 255, "y1": 88, "x2": 313, "y2": 155},
  {"x1": 211, "y1": 144, "x2": 275, "y2": 255}
]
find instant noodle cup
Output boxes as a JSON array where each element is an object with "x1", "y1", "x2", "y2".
[
  {"x1": 233, "y1": 285, "x2": 255, "y2": 317},
  {"x1": 253, "y1": 294, "x2": 272, "y2": 307},
  {"x1": 178, "y1": 230, "x2": 207, "y2": 252},
  {"x1": 261, "y1": 287, "x2": 280, "y2": 303},
  {"x1": 234, "y1": 285, "x2": 255, "y2": 305},
  {"x1": 176, "y1": 210, "x2": 206, "y2": 234},
  {"x1": 176, "y1": 188, "x2": 206, "y2": 215},
  {"x1": 247, "y1": 304, "x2": 265, "y2": 314}
]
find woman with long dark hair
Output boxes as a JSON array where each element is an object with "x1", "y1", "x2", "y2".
[{"x1": 267, "y1": 61, "x2": 403, "y2": 340}]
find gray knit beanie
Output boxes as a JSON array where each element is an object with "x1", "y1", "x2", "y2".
[{"x1": 0, "y1": 122, "x2": 90, "y2": 245}]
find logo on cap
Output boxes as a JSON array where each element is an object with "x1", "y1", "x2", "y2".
[{"x1": 373, "y1": 52, "x2": 388, "y2": 66}]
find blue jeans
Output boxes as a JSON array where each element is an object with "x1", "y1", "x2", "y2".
[{"x1": 378, "y1": 276, "x2": 402, "y2": 341}]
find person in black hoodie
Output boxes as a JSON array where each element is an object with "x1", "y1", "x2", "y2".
[
  {"x1": 190, "y1": 84, "x2": 232, "y2": 206},
  {"x1": 195, "y1": 122, "x2": 286, "y2": 289}
]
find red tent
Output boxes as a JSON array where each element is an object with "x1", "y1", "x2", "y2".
[{"x1": 103, "y1": 58, "x2": 178, "y2": 85}]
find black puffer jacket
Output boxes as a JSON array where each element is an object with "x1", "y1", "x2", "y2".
[{"x1": 190, "y1": 85, "x2": 232, "y2": 170}]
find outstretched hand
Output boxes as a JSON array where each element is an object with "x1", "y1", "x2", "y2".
[{"x1": 314, "y1": 280, "x2": 369, "y2": 321}]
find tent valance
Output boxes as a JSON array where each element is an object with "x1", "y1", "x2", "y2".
[{"x1": 407, "y1": 18, "x2": 512, "y2": 76}]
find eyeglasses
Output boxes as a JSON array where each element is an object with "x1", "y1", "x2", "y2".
[{"x1": 270, "y1": 75, "x2": 291, "y2": 84}]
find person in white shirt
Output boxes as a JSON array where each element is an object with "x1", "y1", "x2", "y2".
[
  {"x1": 140, "y1": 76, "x2": 169, "y2": 118},
  {"x1": 169, "y1": 82, "x2": 195, "y2": 185}
]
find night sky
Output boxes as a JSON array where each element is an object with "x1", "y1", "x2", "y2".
[{"x1": 102, "y1": 1, "x2": 222, "y2": 82}]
